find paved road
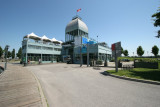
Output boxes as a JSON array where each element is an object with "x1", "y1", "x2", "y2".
[{"x1": 27, "y1": 63, "x2": 160, "y2": 107}]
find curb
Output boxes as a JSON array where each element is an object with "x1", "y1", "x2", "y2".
[
  {"x1": 30, "y1": 71, "x2": 48, "y2": 107},
  {"x1": 103, "y1": 71, "x2": 160, "y2": 85}
]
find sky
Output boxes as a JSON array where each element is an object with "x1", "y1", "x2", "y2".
[{"x1": 0, "y1": 0, "x2": 159, "y2": 56}]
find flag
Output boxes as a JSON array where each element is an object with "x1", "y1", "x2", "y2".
[{"x1": 77, "y1": 8, "x2": 81, "y2": 12}]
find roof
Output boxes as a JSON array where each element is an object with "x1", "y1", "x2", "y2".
[
  {"x1": 58, "y1": 40, "x2": 63, "y2": 44},
  {"x1": 51, "y1": 38, "x2": 58, "y2": 42},
  {"x1": 24, "y1": 32, "x2": 41, "y2": 40},
  {"x1": 23, "y1": 33, "x2": 62, "y2": 43},
  {"x1": 65, "y1": 16, "x2": 88, "y2": 33},
  {"x1": 41, "y1": 35, "x2": 51, "y2": 42},
  {"x1": 51, "y1": 38, "x2": 60, "y2": 43}
]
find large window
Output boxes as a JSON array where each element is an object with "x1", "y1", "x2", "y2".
[
  {"x1": 28, "y1": 54, "x2": 41, "y2": 61},
  {"x1": 28, "y1": 45, "x2": 53, "y2": 51},
  {"x1": 42, "y1": 54, "x2": 53, "y2": 61}
]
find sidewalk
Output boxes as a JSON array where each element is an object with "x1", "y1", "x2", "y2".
[{"x1": 0, "y1": 63, "x2": 45, "y2": 107}]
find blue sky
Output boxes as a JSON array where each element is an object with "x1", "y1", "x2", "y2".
[{"x1": 0, "y1": 0, "x2": 159, "y2": 56}]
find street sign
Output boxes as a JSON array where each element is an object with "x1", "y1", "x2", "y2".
[
  {"x1": 112, "y1": 42, "x2": 121, "y2": 57},
  {"x1": 111, "y1": 42, "x2": 121, "y2": 72},
  {"x1": 82, "y1": 37, "x2": 88, "y2": 44}
]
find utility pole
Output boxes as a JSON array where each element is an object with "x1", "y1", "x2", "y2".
[{"x1": 4, "y1": 45, "x2": 9, "y2": 70}]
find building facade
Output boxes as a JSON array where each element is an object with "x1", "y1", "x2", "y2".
[
  {"x1": 62, "y1": 16, "x2": 112, "y2": 64},
  {"x1": 22, "y1": 16, "x2": 112, "y2": 64},
  {"x1": 22, "y1": 33, "x2": 62, "y2": 63}
]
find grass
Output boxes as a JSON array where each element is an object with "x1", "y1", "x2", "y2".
[{"x1": 107, "y1": 68, "x2": 160, "y2": 82}]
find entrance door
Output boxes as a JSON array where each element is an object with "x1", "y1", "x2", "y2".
[{"x1": 83, "y1": 55, "x2": 87, "y2": 64}]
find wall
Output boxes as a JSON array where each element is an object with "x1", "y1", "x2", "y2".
[
  {"x1": 98, "y1": 45, "x2": 111, "y2": 54},
  {"x1": 22, "y1": 41, "x2": 62, "y2": 55}
]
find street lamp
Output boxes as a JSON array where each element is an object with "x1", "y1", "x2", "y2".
[{"x1": 5, "y1": 45, "x2": 9, "y2": 70}]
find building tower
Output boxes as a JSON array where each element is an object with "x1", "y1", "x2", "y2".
[
  {"x1": 62, "y1": 15, "x2": 112, "y2": 65},
  {"x1": 62, "y1": 16, "x2": 89, "y2": 64},
  {"x1": 65, "y1": 16, "x2": 88, "y2": 43}
]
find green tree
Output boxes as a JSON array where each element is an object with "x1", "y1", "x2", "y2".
[
  {"x1": 123, "y1": 50, "x2": 129, "y2": 56},
  {"x1": 152, "y1": 45, "x2": 159, "y2": 57},
  {"x1": 16, "y1": 47, "x2": 22, "y2": 58},
  {"x1": 121, "y1": 47, "x2": 124, "y2": 55},
  {"x1": 0, "y1": 46, "x2": 3, "y2": 58},
  {"x1": 7, "y1": 51, "x2": 11, "y2": 58},
  {"x1": 152, "y1": 7, "x2": 160, "y2": 38},
  {"x1": 137, "y1": 46, "x2": 144, "y2": 56},
  {"x1": 12, "y1": 49, "x2": 15, "y2": 59}
]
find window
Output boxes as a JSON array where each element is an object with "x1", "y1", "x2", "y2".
[{"x1": 54, "y1": 48, "x2": 61, "y2": 51}]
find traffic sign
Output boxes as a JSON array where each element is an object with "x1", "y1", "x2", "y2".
[
  {"x1": 111, "y1": 41, "x2": 121, "y2": 72},
  {"x1": 112, "y1": 42, "x2": 121, "y2": 57}
]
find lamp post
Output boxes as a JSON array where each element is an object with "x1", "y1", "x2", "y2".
[{"x1": 5, "y1": 45, "x2": 9, "y2": 70}]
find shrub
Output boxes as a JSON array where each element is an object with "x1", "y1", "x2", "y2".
[{"x1": 96, "y1": 60, "x2": 103, "y2": 65}]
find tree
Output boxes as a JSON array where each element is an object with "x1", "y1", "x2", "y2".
[
  {"x1": 0, "y1": 46, "x2": 3, "y2": 58},
  {"x1": 12, "y1": 49, "x2": 15, "y2": 59},
  {"x1": 152, "y1": 45, "x2": 159, "y2": 57},
  {"x1": 152, "y1": 7, "x2": 160, "y2": 38},
  {"x1": 16, "y1": 47, "x2": 22, "y2": 58},
  {"x1": 123, "y1": 50, "x2": 129, "y2": 56},
  {"x1": 121, "y1": 47, "x2": 124, "y2": 55},
  {"x1": 137, "y1": 46, "x2": 144, "y2": 56},
  {"x1": 7, "y1": 51, "x2": 11, "y2": 58}
]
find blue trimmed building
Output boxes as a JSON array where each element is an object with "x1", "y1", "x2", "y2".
[
  {"x1": 62, "y1": 16, "x2": 112, "y2": 64},
  {"x1": 22, "y1": 16, "x2": 112, "y2": 64},
  {"x1": 22, "y1": 33, "x2": 62, "y2": 63}
]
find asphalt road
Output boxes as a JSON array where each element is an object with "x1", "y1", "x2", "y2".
[{"x1": 27, "y1": 63, "x2": 160, "y2": 107}]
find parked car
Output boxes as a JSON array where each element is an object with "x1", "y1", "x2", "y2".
[{"x1": 121, "y1": 59, "x2": 130, "y2": 62}]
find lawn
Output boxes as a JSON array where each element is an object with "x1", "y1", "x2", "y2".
[{"x1": 107, "y1": 68, "x2": 160, "y2": 82}]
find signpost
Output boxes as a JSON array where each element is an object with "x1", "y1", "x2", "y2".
[{"x1": 111, "y1": 42, "x2": 121, "y2": 72}]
